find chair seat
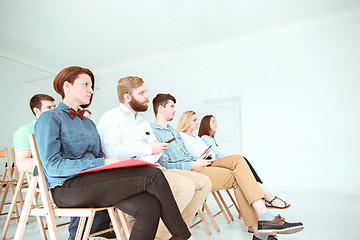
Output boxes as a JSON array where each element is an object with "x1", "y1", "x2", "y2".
[{"x1": 30, "y1": 205, "x2": 113, "y2": 216}]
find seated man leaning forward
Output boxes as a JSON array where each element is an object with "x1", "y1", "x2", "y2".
[
  {"x1": 98, "y1": 76, "x2": 212, "y2": 240},
  {"x1": 151, "y1": 93, "x2": 304, "y2": 240}
]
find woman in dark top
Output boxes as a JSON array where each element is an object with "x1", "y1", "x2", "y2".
[{"x1": 34, "y1": 66, "x2": 194, "y2": 240}]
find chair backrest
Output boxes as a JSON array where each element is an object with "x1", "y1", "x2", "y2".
[
  {"x1": 28, "y1": 134, "x2": 59, "y2": 239},
  {"x1": 0, "y1": 148, "x2": 12, "y2": 174},
  {"x1": 1, "y1": 148, "x2": 25, "y2": 184},
  {"x1": 0, "y1": 148, "x2": 9, "y2": 158},
  {"x1": 1, "y1": 148, "x2": 13, "y2": 191},
  {"x1": 10, "y1": 148, "x2": 20, "y2": 180},
  {"x1": 1, "y1": 148, "x2": 12, "y2": 208},
  {"x1": 28, "y1": 134, "x2": 54, "y2": 203}
]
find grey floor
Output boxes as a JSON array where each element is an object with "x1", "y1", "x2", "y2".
[{"x1": 1, "y1": 190, "x2": 359, "y2": 240}]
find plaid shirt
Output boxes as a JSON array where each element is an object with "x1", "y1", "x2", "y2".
[{"x1": 151, "y1": 123, "x2": 197, "y2": 171}]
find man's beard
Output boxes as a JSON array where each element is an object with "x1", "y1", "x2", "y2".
[{"x1": 129, "y1": 98, "x2": 149, "y2": 112}]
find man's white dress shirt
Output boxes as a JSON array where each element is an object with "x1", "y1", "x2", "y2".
[{"x1": 98, "y1": 103, "x2": 161, "y2": 164}]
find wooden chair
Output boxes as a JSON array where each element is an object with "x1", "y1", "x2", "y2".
[
  {"x1": 116, "y1": 210, "x2": 131, "y2": 239},
  {"x1": 1, "y1": 149, "x2": 41, "y2": 240},
  {"x1": 200, "y1": 189, "x2": 241, "y2": 232},
  {"x1": 10, "y1": 148, "x2": 26, "y2": 199},
  {"x1": 2, "y1": 148, "x2": 67, "y2": 240},
  {"x1": 0, "y1": 148, "x2": 20, "y2": 220},
  {"x1": 215, "y1": 189, "x2": 241, "y2": 221},
  {"x1": 210, "y1": 191, "x2": 231, "y2": 223},
  {"x1": 189, "y1": 207, "x2": 213, "y2": 235},
  {"x1": 13, "y1": 134, "x2": 129, "y2": 240},
  {"x1": 191, "y1": 198, "x2": 222, "y2": 235},
  {"x1": 201, "y1": 201, "x2": 220, "y2": 233}
]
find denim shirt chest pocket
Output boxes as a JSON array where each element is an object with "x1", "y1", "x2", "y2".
[{"x1": 61, "y1": 120, "x2": 87, "y2": 159}]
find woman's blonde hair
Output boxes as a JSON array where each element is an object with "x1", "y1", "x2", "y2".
[{"x1": 177, "y1": 111, "x2": 196, "y2": 132}]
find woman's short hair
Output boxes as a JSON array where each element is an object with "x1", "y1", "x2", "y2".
[
  {"x1": 198, "y1": 115, "x2": 215, "y2": 137},
  {"x1": 53, "y1": 66, "x2": 95, "y2": 108},
  {"x1": 152, "y1": 93, "x2": 176, "y2": 116},
  {"x1": 117, "y1": 76, "x2": 144, "y2": 103},
  {"x1": 177, "y1": 111, "x2": 196, "y2": 132}
]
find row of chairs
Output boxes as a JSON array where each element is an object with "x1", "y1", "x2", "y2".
[
  {"x1": 1, "y1": 135, "x2": 242, "y2": 239},
  {"x1": 0, "y1": 148, "x2": 26, "y2": 231},
  {"x1": 0, "y1": 137, "x2": 131, "y2": 240}
]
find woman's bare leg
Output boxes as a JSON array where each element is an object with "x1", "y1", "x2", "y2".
[{"x1": 258, "y1": 183, "x2": 290, "y2": 208}]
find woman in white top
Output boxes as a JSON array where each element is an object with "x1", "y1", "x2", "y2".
[{"x1": 177, "y1": 111, "x2": 295, "y2": 236}]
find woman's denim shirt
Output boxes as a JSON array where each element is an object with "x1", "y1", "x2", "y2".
[
  {"x1": 200, "y1": 135, "x2": 226, "y2": 159},
  {"x1": 34, "y1": 102, "x2": 105, "y2": 189}
]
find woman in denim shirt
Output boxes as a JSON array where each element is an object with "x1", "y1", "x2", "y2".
[
  {"x1": 35, "y1": 66, "x2": 194, "y2": 240},
  {"x1": 197, "y1": 114, "x2": 290, "y2": 210}
]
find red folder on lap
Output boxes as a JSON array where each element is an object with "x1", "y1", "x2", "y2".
[{"x1": 77, "y1": 159, "x2": 158, "y2": 175}]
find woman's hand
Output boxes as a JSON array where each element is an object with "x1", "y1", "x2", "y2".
[
  {"x1": 104, "y1": 158, "x2": 121, "y2": 165},
  {"x1": 190, "y1": 157, "x2": 213, "y2": 169}
]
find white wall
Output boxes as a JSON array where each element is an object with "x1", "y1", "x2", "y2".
[
  {"x1": 92, "y1": 11, "x2": 360, "y2": 194},
  {"x1": 0, "y1": 60, "x2": 60, "y2": 154},
  {"x1": 1, "y1": 9, "x2": 359, "y2": 194}
]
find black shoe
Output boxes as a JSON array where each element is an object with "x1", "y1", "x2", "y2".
[
  {"x1": 91, "y1": 230, "x2": 117, "y2": 239},
  {"x1": 258, "y1": 215, "x2": 304, "y2": 235},
  {"x1": 253, "y1": 235, "x2": 278, "y2": 240}
]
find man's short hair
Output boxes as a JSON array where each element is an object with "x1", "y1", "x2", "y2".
[
  {"x1": 152, "y1": 93, "x2": 176, "y2": 116},
  {"x1": 29, "y1": 94, "x2": 55, "y2": 116},
  {"x1": 117, "y1": 76, "x2": 144, "y2": 103}
]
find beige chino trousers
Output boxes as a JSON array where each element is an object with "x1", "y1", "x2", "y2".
[
  {"x1": 155, "y1": 168, "x2": 212, "y2": 240},
  {"x1": 193, "y1": 155, "x2": 264, "y2": 226}
]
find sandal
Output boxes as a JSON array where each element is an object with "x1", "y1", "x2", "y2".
[{"x1": 265, "y1": 196, "x2": 291, "y2": 209}]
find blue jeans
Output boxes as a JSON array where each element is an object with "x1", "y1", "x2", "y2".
[{"x1": 68, "y1": 210, "x2": 110, "y2": 240}]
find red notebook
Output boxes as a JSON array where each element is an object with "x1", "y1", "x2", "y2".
[{"x1": 77, "y1": 159, "x2": 158, "y2": 174}]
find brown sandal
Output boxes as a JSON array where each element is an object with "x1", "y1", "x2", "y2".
[{"x1": 265, "y1": 196, "x2": 291, "y2": 209}]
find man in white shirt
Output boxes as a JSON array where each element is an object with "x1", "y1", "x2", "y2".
[{"x1": 98, "y1": 76, "x2": 211, "y2": 240}]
